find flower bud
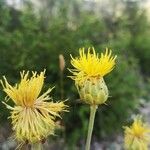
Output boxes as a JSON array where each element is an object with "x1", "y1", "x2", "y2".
[
  {"x1": 78, "y1": 78, "x2": 108, "y2": 105},
  {"x1": 59, "y1": 54, "x2": 65, "y2": 72}
]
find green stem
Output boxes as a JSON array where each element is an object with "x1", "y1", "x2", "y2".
[
  {"x1": 60, "y1": 70, "x2": 64, "y2": 99},
  {"x1": 31, "y1": 143, "x2": 43, "y2": 150},
  {"x1": 85, "y1": 105, "x2": 98, "y2": 150}
]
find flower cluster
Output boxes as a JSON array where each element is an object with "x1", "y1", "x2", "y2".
[{"x1": 1, "y1": 46, "x2": 149, "y2": 150}]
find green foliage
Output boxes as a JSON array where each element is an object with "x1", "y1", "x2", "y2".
[{"x1": 0, "y1": 0, "x2": 149, "y2": 148}]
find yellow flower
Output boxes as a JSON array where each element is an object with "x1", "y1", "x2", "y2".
[
  {"x1": 69, "y1": 47, "x2": 116, "y2": 105},
  {"x1": 124, "y1": 116, "x2": 150, "y2": 150},
  {"x1": 1, "y1": 71, "x2": 67, "y2": 144},
  {"x1": 70, "y1": 47, "x2": 116, "y2": 86}
]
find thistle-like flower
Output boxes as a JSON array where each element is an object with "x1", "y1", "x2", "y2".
[
  {"x1": 69, "y1": 47, "x2": 117, "y2": 105},
  {"x1": 1, "y1": 71, "x2": 67, "y2": 144},
  {"x1": 124, "y1": 116, "x2": 150, "y2": 150}
]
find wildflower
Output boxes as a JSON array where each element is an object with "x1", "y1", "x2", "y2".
[
  {"x1": 124, "y1": 116, "x2": 150, "y2": 150},
  {"x1": 1, "y1": 71, "x2": 67, "y2": 144},
  {"x1": 69, "y1": 47, "x2": 116, "y2": 105}
]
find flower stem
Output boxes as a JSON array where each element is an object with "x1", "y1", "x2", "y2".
[
  {"x1": 60, "y1": 70, "x2": 64, "y2": 99},
  {"x1": 31, "y1": 143, "x2": 43, "y2": 150},
  {"x1": 85, "y1": 105, "x2": 98, "y2": 150}
]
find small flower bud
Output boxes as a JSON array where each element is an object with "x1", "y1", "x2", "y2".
[{"x1": 59, "y1": 54, "x2": 65, "y2": 72}]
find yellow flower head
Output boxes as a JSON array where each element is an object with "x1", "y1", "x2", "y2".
[
  {"x1": 1, "y1": 71, "x2": 67, "y2": 144},
  {"x1": 69, "y1": 47, "x2": 116, "y2": 105},
  {"x1": 70, "y1": 47, "x2": 117, "y2": 86},
  {"x1": 124, "y1": 116, "x2": 150, "y2": 150}
]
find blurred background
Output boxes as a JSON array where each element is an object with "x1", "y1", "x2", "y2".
[{"x1": 0, "y1": 0, "x2": 150, "y2": 149}]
